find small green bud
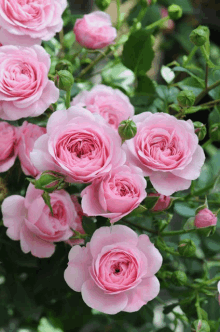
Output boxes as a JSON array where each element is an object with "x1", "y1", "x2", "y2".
[
  {"x1": 55, "y1": 70, "x2": 74, "y2": 92},
  {"x1": 33, "y1": 171, "x2": 66, "y2": 193},
  {"x1": 95, "y1": 0, "x2": 111, "y2": 11},
  {"x1": 177, "y1": 90, "x2": 195, "y2": 107},
  {"x1": 194, "y1": 122, "x2": 207, "y2": 141},
  {"x1": 55, "y1": 60, "x2": 73, "y2": 73},
  {"x1": 190, "y1": 26, "x2": 209, "y2": 47},
  {"x1": 194, "y1": 320, "x2": 210, "y2": 332},
  {"x1": 168, "y1": 4, "x2": 182, "y2": 20},
  {"x1": 118, "y1": 119, "x2": 137, "y2": 142},
  {"x1": 171, "y1": 271, "x2": 187, "y2": 286},
  {"x1": 0, "y1": 178, "x2": 8, "y2": 202},
  {"x1": 178, "y1": 239, "x2": 196, "y2": 257}
]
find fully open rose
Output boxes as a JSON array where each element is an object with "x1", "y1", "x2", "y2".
[
  {"x1": 0, "y1": 0, "x2": 67, "y2": 46},
  {"x1": 74, "y1": 12, "x2": 117, "y2": 49},
  {"x1": 17, "y1": 121, "x2": 46, "y2": 177},
  {"x1": 0, "y1": 45, "x2": 59, "y2": 121},
  {"x1": 124, "y1": 112, "x2": 205, "y2": 196},
  {"x1": 1, "y1": 184, "x2": 84, "y2": 258},
  {"x1": 81, "y1": 165, "x2": 147, "y2": 223},
  {"x1": 30, "y1": 107, "x2": 126, "y2": 183},
  {"x1": 64, "y1": 225, "x2": 162, "y2": 314},
  {"x1": 0, "y1": 121, "x2": 18, "y2": 173},
  {"x1": 71, "y1": 85, "x2": 134, "y2": 129}
]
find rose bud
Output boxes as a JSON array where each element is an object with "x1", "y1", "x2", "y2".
[
  {"x1": 193, "y1": 320, "x2": 210, "y2": 332},
  {"x1": 73, "y1": 12, "x2": 117, "y2": 50},
  {"x1": 194, "y1": 208, "x2": 217, "y2": 229},
  {"x1": 190, "y1": 26, "x2": 209, "y2": 47},
  {"x1": 148, "y1": 193, "x2": 171, "y2": 212},
  {"x1": 168, "y1": 4, "x2": 182, "y2": 20},
  {"x1": 194, "y1": 122, "x2": 207, "y2": 141},
  {"x1": 160, "y1": 7, "x2": 175, "y2": 34},
  {"x1": 95, "y1": 0, "x2": 111, "y2": 11},
  {"x1": 31, "y1": 171, "x2": 66, "y2": 193},
  {"x1": 178, "y1": 239, "x2": 196, "y2": 257},
  {"x1": 171, "y1": 271, "x2": 187, "y2": 286},
  {"x1": 118, "y1": 119, "x2": 137, "y2": 142},
  {"x1": 55, "y1": 60, "x2": 73, "y2": 74},
  {"x1": 177, "y1": 90, "x2": 195, "y2": 107},
  {"x1": 55, "y1": 70, "x2": 74, "y2": 92}
]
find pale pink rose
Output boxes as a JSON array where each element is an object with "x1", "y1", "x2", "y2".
[
  {"x1": 71, "y1": 85, "x2": 134, "y2": 129},
  {"x1": 218, "y1": 281, "x2": 220, "y2": 305},
  {"x1": 81, "y1": 165, "x2": 147, "y2": 223},
  {"x1": 64, "y1": 225, "x2": 162, "y2": 314},
  {"x1": 124, "y1": 112, "x2": 205, "y2": 196},
  {"x1": 148, "y1": 193, "x2": 171, "y2": 212},
  {"x1": 1, "y1": 184, "x2": 85, "y2": 258},
  {"x1": 17, "y1": 121, "x2": 46, "y2": 177},
  {"x1": 0, "y1": 45, "x2": 59, "y2": 121},
  {"x1": 194, "y1": 208, "x2": 217, "y2": 229},
  {"x1": 0, "y1": 121, "x2": 18, "y2": 173},
  {"x1": 74, "y1": 12, "x2": 117, "y2": 49},
  {"x1": 30, "y1": 106, "x2": 126, "y2": 183},
  {"x1": 0, "y1": 0, "x2": 67, "y2": 46},
  {"x1": 161, "y1": 7, "x2": 175, "y2": 33}
]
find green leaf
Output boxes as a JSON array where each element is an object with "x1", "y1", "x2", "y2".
[
  {"x1": 163, "y1": 303, "x2": 178, "y2": 315},
  {"x1": 161, "y1": 66, "x2": 175, "y2": 84},
  {"x1": 122, "y1": 29, "x2": 154, "y2": 75},
  {"x1": 38, "y1": 317, "x2": 63, "y2": 332},
  {"x1": 173, "y1": 66, "x2": 204, "y2": 85},
  {"x1": 136, "y1": 75, "x2": 156, "y2": 95},
  {"x1": 178, "y1": 77, "x2": 204, "y2": 96},
  {"x1": 209, "y1": 107, "x2": 220, "y2": 142},
  {"x1": 128, "y1": 205, "x2": 147, "y2": 217},
  {"x1": 82, "y1": 216, "x2": 97, "y2": 235},
  {"x1": 63, "y1": 31, "x2": 75, "y2": 49},
  {"x1": 174, "y1": 202, "x2": 196, "y2": 217}
]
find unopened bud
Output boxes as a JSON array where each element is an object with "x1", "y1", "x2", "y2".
[
  {"x1": 118, "y1": 119, "x2": 137, "y2": 142},
  {"x1": 195, "y1": 208, "x2": 217, "y2": 229},
  {"x1": 190, "y1": 26, "x2": 209, "y2": 47},
  {"x1": 194, "y1": 122, "x2": 207, "y2": 141},
  {"x1": 32, "y1": 171, "x2": 66, "y2": 193},
  {"x1": 194, "y1": 320, "x2": 210, "y2": 332},
  {"x1": 95, "y1": 0, "x2": 111, "y2": 11},
  {"x1": 178, "y1": 239, "x2": 196, "y2": 257},
  {"x1": 171, "y1": 271, "x2": 187, "y2": 286},
  {"x1": 55, "y1": 60, "x2": 73, "y2": 73},
  {"x1": 177, "y1": 90, "x2": 195, "y2": 107},
  {"x1": 148, "y1": 193, "x2": 171, "y2": 212},
  {"x1": 55, "y1": 70, "x2": 74, "y2": 92},
  {"x1": 168, "y1": 4, "x2": 182, "y2": 20}
]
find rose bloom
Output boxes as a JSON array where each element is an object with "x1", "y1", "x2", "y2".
[
  {"x1": 72, "y1": 85, "x2": 134, "y2": 129},
  {"x1": 30, "y1": 106, "x2": 126, "y2": 183},
  {"x1": 0, "y1": 0, "x2": 67, "y2": 46},
  {"x1": 148, "y1": 193, "x2": 171, "y2": 212},
  {"x1": 0, "y1": 121, "x2": 18, "y2": 173},
  {"x1": 81, "y1": 165, "x2": 147, "y2": 223},
  {"x1": 0, "y1": 45, "x2": 59, "y2": 121},
  {"x1": 1, "y1": 184, "x2": 85, "y2": 258},
  {"x1": 194, "y1": 208, "x2": 217, "y2": 229},
  {"x1": 17, "y1": 121, "x2": 46, "y2": 177},
  {"x1": 64, "y1": 225, "x2": 162, "y2": 314},
  {"x1": 74, "y1": 11, "x2": 117, "y2": 49},
  {"x1": 123, "y1": 112, "x2": 205, "y2": 196}
]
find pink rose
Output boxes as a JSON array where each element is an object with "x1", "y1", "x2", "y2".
[
  {"x1": 0, "y1": 45, "x2": 59, "y2": 121},
  {"x1": 64, "y1": 225, "x2": 162, "y2": 314},
  {"x1": 0, "y1": 0, "x2": 67, "y2": 46},
  {"x1": 17, "y1": 121, "x2": 46, "y2": 177},
  {"x1": 161, "y1": 7, "x2": 175, "y2": 33},
  {"x1": 81, "y1": 165, "x2": 147, "y2": 223},
  {"x1": 30, "y1": 106, "x2": 126, "y2": 183},
  {"x1": 1, "y1": 184, "x2": 85, "y2": 258},
  {"x1": 0, "y1": 121, "x2": 18, "y2": 173},
  {"x1": 74, "y1": 12, "x2": 117, "y2": 49},
  {"x1": 194, "y1": 208, "x2": 217, "y2": 229},
  {"x1": 71, "y1": 85, "x2": 134, "y2": 129},
  {"x1": 124, "y1": 112, "x2": 205, "y2": 196},
  {"x1": 148, "y1": 193, "x2": 171, "y2": 212}
]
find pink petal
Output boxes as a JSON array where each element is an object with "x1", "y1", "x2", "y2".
[
  {"x1": 81, "y1": 279, "x2": 128, "y2": 314},
  {"x1": 89, "y1": 225, "x2": 138, "y2": 258}
]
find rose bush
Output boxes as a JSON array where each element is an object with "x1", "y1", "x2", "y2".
[
  {"x1": 0, "y1": 45, "x2": 59, "y2": 121},
  {"x1": 0, "y1": 0, "x2": 67, "y2": 46},
  {"x1": 71, "y1": 84, "x2": 134, "y2": 129},
  {"x1": 124, "y1": 112, "x2": 205, "y2": 195},
  {"x1": 30, "y1": 106, "x2": 126, "y2": 183},
  {"x1": 1, "y1": 183, "x2": 84, "y2": 258},
  {"x1": 64, "y1": 225, "x2": 162, "y2": 314}
]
